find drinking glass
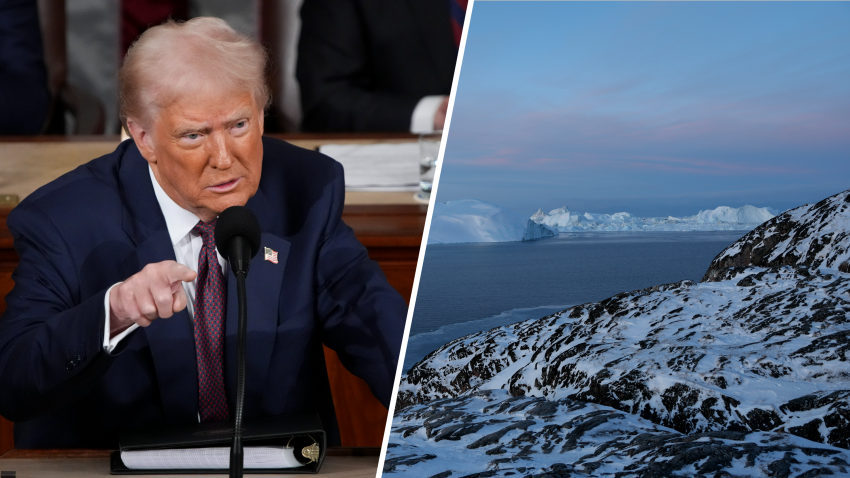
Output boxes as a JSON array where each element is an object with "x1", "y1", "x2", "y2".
[{"x1": 416, "y1": 132, "x2": 442, "y2": 202}]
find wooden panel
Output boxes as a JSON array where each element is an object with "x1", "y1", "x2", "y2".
[
  {"x1": 0, "y1": 273, "x2": 12, "y2": 316},
  {"x1": 323, "y1": 347, "x2": 389, "y2": 447},
  {"x1": 0, "y1": 201, "x2": 424, "y2": 450},
  {"x1": 0, "y1": 206, "x2": 14, "y2": 456},
  {"x1": 0, "y1": 416, "x2": 11, "y2": 458}
]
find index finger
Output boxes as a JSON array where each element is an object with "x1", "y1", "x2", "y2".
[{"x1": 165, "y1": 261, "x2": 197, "y2": 285}]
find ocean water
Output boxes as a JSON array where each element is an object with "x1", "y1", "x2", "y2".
[{"x1": 404, "y1": 231, "x2": 746, "y2": 371}]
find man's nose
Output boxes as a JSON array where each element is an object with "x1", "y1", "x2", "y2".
[{"x1": 207, "y1": 132, "x2": 233, "y2": 169}]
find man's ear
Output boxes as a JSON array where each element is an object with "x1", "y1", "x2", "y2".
[{"x1": 126, "y1": 118, "x2": 157, "y2": 164}]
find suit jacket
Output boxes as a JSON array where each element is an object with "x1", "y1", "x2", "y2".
[
  {"x1": 297, "y1": 0, "x2": 458, "y2": 132},
  {"x1": 0, "y1": 0, "x2": 50, "y2": 134},
  {"x1": 0, "y1": 137, "x2": 407, "y2": 448}
]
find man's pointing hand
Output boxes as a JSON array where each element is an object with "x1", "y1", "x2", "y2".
[{"x1": 109, "y1": 261, "x2": 197, "y2": 337}]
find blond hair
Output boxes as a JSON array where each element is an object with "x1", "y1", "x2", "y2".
[{"x1": 118, "y1": 17, "x2": 270, "y2": 132}]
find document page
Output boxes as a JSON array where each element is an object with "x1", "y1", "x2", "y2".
[{"x1": 319, "y1": 143, "x2": 420, "y2": 191}]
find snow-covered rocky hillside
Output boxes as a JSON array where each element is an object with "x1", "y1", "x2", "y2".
[
  {"x1": 398, "y1": 268, "x2": 850, "y2": 447},
  {"x1": 428, "y1": 199, "x2": 556, "y2": 244},
  {"x1": 388, "y1": 390, "x2": 850, "y2": 477},
  {"x1": 389, "y1": 188, "x2": 850, "y2": 477},
  {"x1": 530, "y1": 205, "x2": 775, "y2": 232}
]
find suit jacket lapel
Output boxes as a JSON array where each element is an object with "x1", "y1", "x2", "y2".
[
  {"x1": 224, "y1": 188, "x2": 291, "y2": 414},
  {"x1": 118, "y1": 142, "x2": 199, "y2": 424}
]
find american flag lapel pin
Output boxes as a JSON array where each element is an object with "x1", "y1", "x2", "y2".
[{"x1": 264, "y1": 247, "x2": 279, "y2": 264}]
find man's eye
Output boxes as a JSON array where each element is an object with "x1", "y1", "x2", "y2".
[
  {"x1": 235, "y1": 121, "x2": 246, "y2": 128},
  {"x1": 185, "y1": 133, "x2": 200, "y2": 140}
]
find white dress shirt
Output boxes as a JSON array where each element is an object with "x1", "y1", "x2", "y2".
[
  {"x1": 411, "y1": 95, "x2": 447, "y2": 133},
  {"x1": 102, "y1": 165, "x2": 226, "y2": 353}
]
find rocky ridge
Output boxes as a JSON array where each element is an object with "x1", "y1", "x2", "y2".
[{"x1": 704, "y1": 188, "x2": 850, "y2": 281}]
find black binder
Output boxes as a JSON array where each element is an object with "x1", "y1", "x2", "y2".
[{"x1": 110, "y1": 413, "x2": 326, "y2": 474}]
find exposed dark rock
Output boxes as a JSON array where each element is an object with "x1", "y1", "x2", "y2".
[
  {"x1": 468, "y1": 421, "x2": 536, "y2": 449},
  {"x1": 383, "y1": 453, "x2": 438, "y2": 472},
  {"x1": 429, "y1": 472, "x2": 453, "y2": 478},
  {"x1": 703, "y1": 189, "x2": 850, "y2": 282}
]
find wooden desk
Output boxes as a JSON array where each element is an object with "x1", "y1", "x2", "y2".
[
  {"x1": 0, "y1": 135, "x2": 426, "y2": 455},
  {"x1": 0, "y1": 448, "x2": 380, "y2": 477},
  {"x1": 0, "y1": 133, "x2": 421, "y2": 206}
]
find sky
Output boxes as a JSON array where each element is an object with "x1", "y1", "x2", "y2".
[{"x1": 436, "y1": 2, "x2": 850, "y2": 218}]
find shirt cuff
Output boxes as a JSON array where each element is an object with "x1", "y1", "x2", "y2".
[
  {"x1": 103, "y1": 282, "x2": 139, "y2": 354},
  {"x1": 410, "y1": 95, "x2": 447, "y2": 134}
]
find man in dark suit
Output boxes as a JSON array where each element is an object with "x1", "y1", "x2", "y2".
[
  {"x1": 0, "y1": 17, "x2": 406, "y2": 448},
  {"x1": 297, "y1": 0, "x2": 461, "y2": 132},
  {"x1": 0, "y1": 0, "x2": 50, "y2": 134}
]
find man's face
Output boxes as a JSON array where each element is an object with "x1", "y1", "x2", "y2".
[{"x1": 129, "y1": 84, "x2": 264, "y2": 223}]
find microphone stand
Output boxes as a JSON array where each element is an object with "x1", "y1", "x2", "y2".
[
  {"x1": 215, "y1": 209, "x2": 261, "y2": 478},
  {"x1": 230, "y1": 270, "x2": 248, "y2": 478}
]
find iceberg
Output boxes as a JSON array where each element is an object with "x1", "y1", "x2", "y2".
[
  {"x1": 428, "y1": 199, "x2": 557, "y2": 244},
  {"x1": 531, "y1": 206, "x2": 577, "y2": 228},
  {"x1": 692, "y1": 204, "x2": 775, "y2": 224},
  {"x1": 430, "y1": 200, "x2": 776, "y2": 244},
  {"x1": 531, "y1": 204, "x2": 775, "y2": 232}
]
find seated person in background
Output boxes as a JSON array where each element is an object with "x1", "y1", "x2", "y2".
[
  {"x1": 0, "y1": 0, "x2": 50, "y2": 134},
  {"x1": 297, "y1": 0, "x2": 465, "y2": 133},
  {"x1": 0, "y1": 17, "x2": 406, "y2": 448}
]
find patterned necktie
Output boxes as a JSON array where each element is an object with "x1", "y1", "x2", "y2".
[
  {"x1": 450, "y1": 0, "x2": 468, "y2": 47},
  {"x1": 193, "y1": 219, "x2": 229, "y2": 422}
]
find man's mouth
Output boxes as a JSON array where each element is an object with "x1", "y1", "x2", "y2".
[{"x1": 207, "y1": 178, "x2": 241, "y2": 192}]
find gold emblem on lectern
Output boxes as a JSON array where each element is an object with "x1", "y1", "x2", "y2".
[{"x1": 302, "y1": 442, "x2": 320, "y2": 463}]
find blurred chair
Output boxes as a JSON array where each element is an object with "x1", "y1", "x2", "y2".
[{"x1": 37, "y1": 0, "x2": 105, "y2": 135}]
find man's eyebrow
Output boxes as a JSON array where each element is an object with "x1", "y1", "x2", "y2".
[
  {"x1": 226, "y1": 109, "x2": 254, "y2": 124},
  {"x1": 174, "y1": 124, "x2": 212, "y2": 136}
]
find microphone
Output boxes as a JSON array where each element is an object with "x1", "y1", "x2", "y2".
[
  {"x1": 214, "y1": 206, "x2": 261, "y2": 276},
  {"x1": 214, "y1": 206, "x2": 261, "y2": 478}
]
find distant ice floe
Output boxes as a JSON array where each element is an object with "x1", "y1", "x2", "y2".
[
  {"x1": 428, "y1": 199, "x2": 557, "y2": 244},
  {"x1": 530, "y1": 204, "x2": 775, "y2": 232},
  {"x1": 430, "y1": 199, "x2": 777, "y2": 244}
]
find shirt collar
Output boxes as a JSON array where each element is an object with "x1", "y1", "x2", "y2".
[{"x1": 148, "y1": 165, "x2": 203, "y2": 246}]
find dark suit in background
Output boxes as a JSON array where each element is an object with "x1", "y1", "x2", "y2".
[
  {"x1": 0, "y1": 0, "x2": 50, "y2": 134},
  {"x1": 297, "y1": 0, "x2": 457, "y2": 132},
  {"x1": 0, "y1": 137, "x2": 407, "y2": 447}
]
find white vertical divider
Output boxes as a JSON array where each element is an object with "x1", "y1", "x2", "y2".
[{"x1": 376, "y1": 0, "x2": 478, "y2": 475}]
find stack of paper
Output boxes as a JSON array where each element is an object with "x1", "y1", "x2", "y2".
[
  {"x1": 319, "y1": 143, "x2": 420, "y2": 191},
  {"x1": 121, "y1": 446, "x2": 303, "y2": 470}
]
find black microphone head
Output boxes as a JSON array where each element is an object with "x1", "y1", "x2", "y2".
[{"x1": 214, "y1": 206, "x2": 262, "y2": 261}]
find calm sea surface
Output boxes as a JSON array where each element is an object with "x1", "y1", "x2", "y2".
[{"x1": 404, "y1": 231, "x2": 745, "y2": 371}]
